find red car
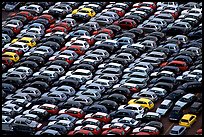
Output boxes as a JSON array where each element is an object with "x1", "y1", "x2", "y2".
[
  {"x1": 106, "y1": 8, "x2": 125, "y2": 17},
  {"x1": 58, "y1": 107, "x2": 85, "y2": 119},
  {"x1": 3, "y1": 48, "x2": 24, "y2": 57},
  {"x1": 73, "y1": 125, "x2": 101, "y2": 135},
  {"x1": 61, "y1": 46, "x2": 86, "y2": 55},
  {"x1": 49, "y1": 55, "x2": 74, "y2": 64},
  {"x1": 102, "y1": 123, "x2": 131, "y2": 134},
  {"x1": 133, "y1": 2, "x2": 157, "y2": 10},
  {"x1": 49, "y1": 22, "x2": 72, "y2": 31},
  {"x1": 131, "y1": 132, "x2": 151, "y2": 135},
  {"x1": 33, "y1": 104, "x2": 59, "y2": 115},
  {"x1": 2, "y1": 57, "x2": 14, "y2": 67},
  {"x1": 46, "y1": 26, "x2": 69, "y2": 33},
  {"x1": 102, "y1": 129, "x2": 126, "y2": 135},
  {"x1": 4, "y1": 25, "x2": 21, "y2": 34},
  {"x1": 84, "y1": 112, "x2": 111, "y2": 124},
  {"x1": 92, "y1": 28, "x2": 115, "y2": 38},
  {"x1": 196, "y1": 129, "x2": 202, "y2": 135},
  {"x1": 33, "y1": 14, "x2": 55, "y2": 24},
  {"x1": 10, "y1": 11, "x2": 33, "y2": 21},
  {"x1": 160, "y1": 60, "x2": 188, "y2": 71},
  {"x1": 113, "y1": 19, "x2": 137, "y2": 29},
  {"x1": 68, "y1": 129, "x2": 94, "y2": 135},
  {"x1": 139, "y1": 126, "x2": 160, "y2": 135}
]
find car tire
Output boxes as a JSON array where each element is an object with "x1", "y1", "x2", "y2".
[{"x1": 144, "y1": 107, "x2": 149, "y2": 112}]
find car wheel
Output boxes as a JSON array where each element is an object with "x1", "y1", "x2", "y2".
[{"x1": 144, "y1": 107, "x2": 149, "y2": 112}]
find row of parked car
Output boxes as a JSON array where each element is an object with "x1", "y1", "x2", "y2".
[{"x1": 2, "y1": 1, "x2": 202, "y2": 135}]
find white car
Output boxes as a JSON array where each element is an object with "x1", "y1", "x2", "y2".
[
  {"x1": 4, "y1": 42, "x2": 29, "y2": 52},
  {"x1": 7, "y1": 66, "x2": 33, "y2": 77},
  {"x1": 118, "y1": 104, "x2": 144, "y2": 114},
  {"x1": 150, "y1": 70, "x2": 175, "y2": 78},
  {"x1": 181, "y1": 8, "x2": 202, "y2": 15},
  {"x1": 140, "y1": 87, "x2": 168, "y2": 98},
  {"x1": 124, "y1": 66, "x2": 150, "y2": 74},
  {"x1": 65, "y1": 40, "x2": 90, "y2": 50},
  {"x1": 39, "y1": 65, "x2": 65, "y2": 76},
  {"x1": 102, "y1": 123, "x2": 131, "y2": 132},
  {"x1": 175, "y1": 93, "x2": 196, "y2": 108},
  {"x1": 156, "y1": 99, "x2": 173, "y2": 116},
  {"x1": 19, "y1": 4, "x2": 43, "y2": 15},
  {"x1": 65, "y1": 69, "x2": 93, "y2": 80},
  {"x1": 111, "y1": 117, "x2": 141, "y2": 128},
  {"x1": 48, "y1": 120, "x2": 74, "y2": 130},
  {"x1": 50, "y1": 86, "x2": 76, "y2": 96},
  {"x1": 76, "y1": 90, "x2": 101, "y2": 100}
]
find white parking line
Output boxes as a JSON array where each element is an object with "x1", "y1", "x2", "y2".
[{"x1": 164, "y1": 123, "x2": 174, "y2": 135}]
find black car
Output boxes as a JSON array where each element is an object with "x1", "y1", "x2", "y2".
[
  {"x1": 169, "y1": 107, "x2": 183, "y2": 121},
  {"x1": 3, "y1": 77, "x2": 23, "y2": 89},
  {"x1": 105, "y1": 24, "x2": 121, "y2": 35},
  {"x1": 53, "y1": 79, "x2": 80, "y2": 90},
  {"x1": 2, "y1": 83, "x2": 17, "y2": 94},
  {"x1": 117, "y1": 48, "x2": 140, "y2": 59},
  {"x1": 101, "y1": 93, "x2": 127, "y2": 105},
  {"x1": 72, "y1": 13, "x2": 91, "y2": 22},
  {"x1": 188, "y1": 102, "x2": 202, "y2": 114},
  {"x1": 45, "y1": 60, "x2": 70, "y2": 71},
  {"x1": 27, "y1": 75, "x2": 54, "y2": 85},
  {"x1": 105, "y1": 87, "x2": 131, "y2": 98},
  {"x1": 48, "y1": 114, "x2": 77, "y2": 123},
  {"x1": 188, "y1": 30, "x2": 202, "y2": 40},
  {"x1": 40, "y1": 41, "x2": 61, "y2": 51},
  {"x1": 20, "y1": 56, "x2": 45, "y2": 66},
  {"x1": 150, "y1": 82, "x2": 174, "y2": 93},
  {"x1": 57, "y1": 100, "x2": 83, "y2": 109},
  {"x1": 41, "y1": 35, "x2": 66, "y2": 46},
  {"x1": 177, "y1": 81, "x2": 202, "y2": 93},
  {"x1": 2, "y1": 27, "x2": 15, "y2": 38},
  {"x1": 23, "y1": 81, "x2": 50, "y2": 93},
  {"x1": 40, "y1": 125, "x2": 67, "y2": 135},
  {"x1": 140, "y1": 121, "x2": 164, "y2": 133},
  {"x1": 83, "y1": 104, "x2": 108, "y2": 114},
  {"x1": 165, "y1": 90, "x2": 186, "y2": 102},
  {"x1": 32, "y1": 97, "x2": 58, "y2": 105},
  {"x1": 14, "y1": 61, "x2": 40, "y2": 72},
  {"x1": 150, "y1": 76, "x2": 178, "y2": 88},
  {"x1": 29, "y1": 18, "x2": 50, "y2": 28},
  {"x1": 110, "y1": 109, "x2": 137, "y2": 119},
  {"x1": 95, "y1": 100, "x2": 118, "y2": 112},
  {"x1": 12, "y1": 117, "x2": 42, "y2": 134}
]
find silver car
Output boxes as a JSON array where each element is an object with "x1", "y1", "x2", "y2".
[
  {"x1": 76, "y1": 90, "x2": 101, "y2": 100},
  {"x1": 169, "y1": 125, "x2": 186, "y2": 135},
  {"x1": 156, "y1": 99, "x2": 173, "y2": 116},
  {"x1": 132, "y1": 91, "x2": 158, "y2": 102},
  {"x1": 2, "y1": 115, "x2": 14, "y2": 132}
]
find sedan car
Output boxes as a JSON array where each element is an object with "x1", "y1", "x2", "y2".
[{"x1": 156, "y1": 99, "x2": 173, "y2": 116}]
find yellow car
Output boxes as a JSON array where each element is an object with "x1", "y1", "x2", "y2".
[
  {"x1": 128, "y1": 98, "x2": 154, "y2": 111},
  {"x1": 179, "y1": 114, "x2": 197, "y2": 128},
  {"x1": 11, "y1": 37, "x2": 36, "y2": 47},
  {"x1": 72, "y1": 8, "x2": 96, "y2": 17},
  {"x1": 2, "y1": 52, "x2": 20, "y2": 62}
]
